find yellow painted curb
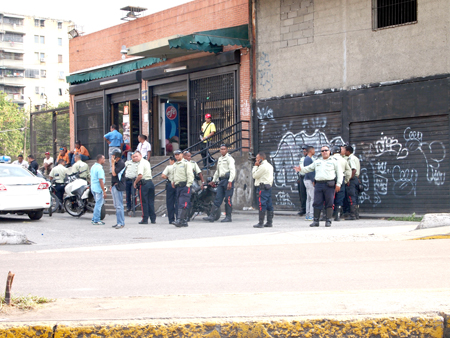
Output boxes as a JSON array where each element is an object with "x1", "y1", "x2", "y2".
[
  {"x1": 412, "y1": 234, "x2": 450, "y2": 240},
  {"x1": 0, "y1": 315, "x2": 447, "y2": 338}
]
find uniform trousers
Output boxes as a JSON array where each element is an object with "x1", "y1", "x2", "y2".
[
  {"x1": 257, "y1": 187, "x2": 274, "y2": 212},
  {"x1": 176, "y1": 185, "x2": 191, "y2": 210},
  {"x1": 54, "y1": 183, "x2": 65, "y2": 204},
  {"x1": 313, "y1": 182, "x2": 335, "y2": 210},
  {"x1": 214, "y1": 179, "x2": 234, "y2": 208},
  {"x1": 139, "y1": 180, "x2": 156, "y2": 222},
  {"x1": 347, "y1": 177, "x2": 359, "y2": 206},
  {"x1": 297, "y1": 175, "x2": 307, "y2": 213},
  {"x1": 166, "y1": 181, "x2": 177, "y2": 223},
  {"x1": 334, "y1": 177, "x2": 346, "y2": 206}
]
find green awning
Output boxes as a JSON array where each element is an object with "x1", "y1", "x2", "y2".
[
  {"x1": 168, "y1": 24, "x2": 250, "y2": 53},
  {"x1": 66, "y1": 57, "x2": 162, "y2": 84}
]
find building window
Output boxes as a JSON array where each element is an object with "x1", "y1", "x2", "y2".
[
  {"x1": 40, "y1": 53, "x2": 45, "y2": 62},
  {"x1": 34, "y1": 52, "x2": 39, "y2": 61},
  {"x1": 373, "y1": 0, "x2": 417, "y2": 29},
  {"x1": 58, "y1": 38, "x2": 62, "y2": 46},
  {"x1": 59, "y1": 71, "x2": 65, "y2": 79},
  {"x1": 40, "y1": 36, "x2": 45, "y2": 44},
  {"x1": 5, "y1": 69, "x2": 24, "y2": 77},
  {"x1": 40, "y1": 70, "x2": 46, "y2": 78},
  {"x1": 58, "y1": 88, "x2": 63, "y2": 96},
  {"x1": 58, "y1": 54, "x2": 63, "y2": 63},
  {"x1": 34, "y1": 35, "x2": 39, "y2": 43},
  {"x1": 4, "y1": 32, "x2": 24, "y2": 43},
  {"x1": 34, "y1": 19, "x2": 39, "y2": 27},
  {"x1": 40, "y1": 19, "x2": 45, "y2": 27},
  {"x1": 35, "y1": 86, "x2": 39, "y2": 94},
  {"x1": 25, "y1": 69, "x2": 40, "y2": 78},
  {"x1": 58, "y1": 22, "x2": 62, "y2": 29}
]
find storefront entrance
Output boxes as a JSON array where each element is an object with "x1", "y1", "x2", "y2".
[{"x1": 111, "y1": 100, "x2": 140, "y2": 152}]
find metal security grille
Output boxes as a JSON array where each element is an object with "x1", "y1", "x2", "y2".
[
  {"x1": 76, "y1": 97, "x2": 104, "y2": 158},
  {"x1": 373, "y1": 0, "x2": 417, "y2": 29},
  {"x1": 189, "y1": 73, "x2": 236, "y2": 147}
]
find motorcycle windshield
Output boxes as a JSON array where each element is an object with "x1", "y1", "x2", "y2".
[{"x1": 72, "y1": 185, "x2": 89, "y2": 197}]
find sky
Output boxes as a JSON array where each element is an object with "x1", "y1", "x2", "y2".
[{"x1": 2, "y1": 0, "x2": 193, "y2": 34}]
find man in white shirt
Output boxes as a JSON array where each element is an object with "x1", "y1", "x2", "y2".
[
  {"x1": 12, "y1": 155, "x2": 29, "y2": 170},
  {"x1": 40, "y1": 152, "x2": 54, "y2": 175},
  {"x1": 136, "y1": 134, "x2": 151, "y2": 160}
]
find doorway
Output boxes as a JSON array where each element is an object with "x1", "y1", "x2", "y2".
[{"x1": 111, "y1": 99, "x2": 140, "y2": 152}]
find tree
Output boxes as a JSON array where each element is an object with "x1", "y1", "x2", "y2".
[{"x1": 0, "y1": 92, "x2": 27, "y2": 158}]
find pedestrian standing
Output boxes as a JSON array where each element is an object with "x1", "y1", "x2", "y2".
[
  {"x1": 27, "y1": 155, "x2": 39, "y2": 174},
  {"x1": 200, "y1": 114, "x2": 216, "y2": 168},
  {"x1": 331, "y1": 146, "x2": 352, "y2": 221},
  {"x1": 104, "y1": 125, "x2": 124, "y2": 174},
  {"x1": 161, "y1": 156, "x2": 177, "y2": 224},
  {"x1": 12, "y1": 155, "x2": 29, "y2": 170},
  {"x1": 133, "y1": 151, "x2": 156, "y2": 224},
  {"x1": 297, "y1": 145, "x2": 308, "y2": 216},
  {"x1": 124, "y1": 157, "x2": 139, "y2": 213},
  {"x1": 49, "y1": 159, "x2": 67, "y2": 212},
  {"x1": 204, "y1": 144, "x2": 236, "y2": 223},
  {"x1": 172, "y1": 149, "x2": 194, "y2": 227},
  {"x1": 345, "y1": 145, "x2": 361, "y2": 220},
  {"x1": 90, "y1": 154, "x2": 107, "y2": 225},
  {"x1": 295, "y1": 146, "x2": 315, "y2": 221},
  {"x1": 136, "y1": 134, "x2": 151, "y2": 160},
  {"x1": 252, "y1": 152, "x2": 274, "y2": 228},
  {"x1": 300, "y1": 145, "x2": 343, "y2": 227},
  {"x1": 110, "y1": 149, "x2": 126, "y2": 229}
]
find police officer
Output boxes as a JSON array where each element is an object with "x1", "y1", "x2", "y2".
[
  {"x1": 183, "y1": 151, "x2": 205, "y2": 188},
  {"x1": 331, "y1": 145, "x2": 351, "y2": 221},
  {"x1": 161, "y1": 156, "x2": 177, "y2": 224},
  {"x1": 71, "y1": 154, "x2": 90, "y2": 182},
  {"x1": 172, "y1": 149, "x2": 194, "y2": 227},
  {"x1": 297, "y1": 145, "x2": 308, "y2": 216},
  {"x1": 49, "y1": 159, "x2": 68, "y2": 212},
  {"x1": 124, "y1": 154, "x2": 139, "y2": 213},
  {"x1": 204, "y1": 144, "x2": 236, "y2": 223},
  {"x1": 300, "y1": 145, "x2": 343, "y2": 227},
  {"x1": 252, "y1": 152, "x2": 274, "y2": 228},
  {"x1": 345, "y1": 145, "x2": 361, "y2": 220},
  {"x1": 133, "y1": 151, "x2": 156, "y2": 224}
]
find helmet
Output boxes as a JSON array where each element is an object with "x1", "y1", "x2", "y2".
[
  {"x1": 112, "y1": 149, "x2": 122, "y2": 158},
  {"x1": 331, "y1": 145, "x2": 341, "y2": 155}
]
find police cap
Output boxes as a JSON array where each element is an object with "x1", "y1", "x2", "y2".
[{"x1": 173, "y1": 149, "x2": 182, "y2": 155}]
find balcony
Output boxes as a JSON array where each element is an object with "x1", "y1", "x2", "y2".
[
  {"x1": 0, "y1": 76, "x2": 25, "y2": 86},
  {"x1": 1, "y1": 22, "x2": 25, "y2": 34},
  {"x1": 0, "y1": 58, "x2": 24, "y2": 68},
  {"x1": 0, "y1": 40, "x2": 24, "y2": 52},
  {"x1": 6, "y1": 93, "x2": 25, "y2": 103}
]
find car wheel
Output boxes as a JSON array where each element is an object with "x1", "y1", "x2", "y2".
[{"x1": 28, "y1": 209, "x2": 44, "y2": 220}]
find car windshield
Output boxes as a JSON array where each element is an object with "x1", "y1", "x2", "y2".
[{"x1": 0, "y1": 166, "x2": 34, "y2": 178}]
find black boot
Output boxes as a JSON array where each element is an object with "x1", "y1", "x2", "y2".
[
  {"x1": 180, "y1": 208, "x2": 189, "y2": 227},
  {"x1": 173, "y1": 209, "x2": 184, "y2": 227},
  {"x1": 319, "y1": 209, "x2": 326, "y2": 221},
  {"x1": 203, "y1": 205, "x2": 219, "y2": 222},
  {"x1": 253, "y1": 210, "x2": 266, "y2": 228},
  {"x1": 346, "y1": 205, "x2": 357, "y2": 220},
  {"x1": 221, "y1": 204, "x2": 232, "y2": 223},
  {"x1": 310, "y1": 208, "x2": 321, "y2": 227},
  {"x1": 334, "y1": 206, "x2": 341, "y2": 222},
  {"x1": 355, "y1": 205, "x2": 360, "y2": 220},
  {"x1": 325, "y1": 207, "x2": 333, "y2": 227},
  {"x1": 264, "y1": 210, "x2": 274, "y2": 227}
]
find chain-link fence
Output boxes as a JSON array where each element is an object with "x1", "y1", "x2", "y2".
[{"x1": 30, "y1": 107, "x2": 70, "y2": 166}]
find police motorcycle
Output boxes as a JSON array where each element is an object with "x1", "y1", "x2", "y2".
[
  {"x1": 63, "y1": 171, "x2": 106, "y2": 220},
  {"x1": 187, "y1": 177, "x2": 221, "y2": 221}
]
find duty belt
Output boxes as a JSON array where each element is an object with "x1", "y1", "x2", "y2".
[
  {"x1": 175, "y1": 182, "x2": 187, "y2": 188},
  {"x1": 141, "y1": 179, "x2": 152, "y2": 184}
]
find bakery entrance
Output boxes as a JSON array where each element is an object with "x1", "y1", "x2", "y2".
[{"x1": 111, "y1": 99, "x2": 140, "y2": 153}]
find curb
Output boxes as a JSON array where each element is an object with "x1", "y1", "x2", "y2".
[{"x1": 0, "y1": 314, "x2": 448, "y2": 338}]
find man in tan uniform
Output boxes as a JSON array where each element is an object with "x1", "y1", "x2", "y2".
[{"x1": 252, "y1": 152, "x2": 274, "y2": 228}]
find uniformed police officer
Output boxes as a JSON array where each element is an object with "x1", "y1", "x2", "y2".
[
  {"x1": 345, "y1": 145, "x2": 361, "y2": 220},
  {"x1": 183, "y1": 151, "x2": 205, "y2": 189},
  {"x1": 124, "y1": 155, "x2": 139, "y2": 213},
  {"x1": 331, "y1": 145, "x2": 351, "y2": 221},
  {"x1": 204, "y1": 144, "x2": 236, "y2": 223},
  {"x1": 300, "y1": 145, "x2": 343, "y2": 227},
  {"x1": 252, "y1": 152, "x2": 274, "y2": 228},
  {"x1": 297, "y1": 145, "x2": 308, "y2": 216},
  {"x1": 71, "y1": 154, "x2": 90, "y2": 182},
  {"x1": 172, "y1": 149, "x2": 194, "y2": 227},
  {"x1": 133, "y1": 151, "x2": 156, "y2": 224},
  {"x1": 49, "y1": 159, "x2": 68, "y2": 212},
  {"x1": 161, "y1": 156, "x2": 177, "y2": 224}
]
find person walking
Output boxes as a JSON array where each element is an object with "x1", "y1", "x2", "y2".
[
  {"x1": 124, "y1": 156, "x2": 139, "y2": 213},
  {"x1": 90, "y1": 154, "x2": 107, "y2": 225},
  {"x1": 111, "y1": 149, "x2": 126, "y2": 229},
  {"x1": 297, "y1": 145, "x2": 308, "y2": 216},
  {"x1": 133, "y1": 151, "x2": 156, "y2": 224},
  {"x1": 295, "y1": 145, "x2": 315, "y2": 221},
  {"x1": 13, "y1": 155, "x2": 29, "y2": 170},
  {"x1": 172, "y1": 150, "x2": 194, "y2": 227},
  {"x1": 40, "y1": 152, "x2": 54, "y2": 175},
  {"x1": 332, "y1": 145, "x2": 352, "y2": 221},
  {"x1": 252, "y1": 152, "x2": 274, "y2": 228},
  {"x1": 200, "y1": 113, "x2": 216, "y2": 168},
  {"x1": 27, "y1": 155, "x2": 39, "y2": 174},
  {"x1": 345, "y1": 145, "x2": 361, "y2": 220},
  {"x1": 161, "y1": 156, "x2": 177, "y2": 224},
  {"x1": 204, "y1": 144, "x2": 236, "y2": 223},
  {"x1": 71, "y1": 154, "x2": 90, "y2": 181},
  {"x1": 104, "y1": 125, "x2": 124, "y2": 174},
  {"x1": 299, "y1": 145, "x2": 343, "y2": 227},
  {"x1": 49, "y1": 158, "x2": 68, "y2": 212},
  {"x1": 136, "y1": 134, "x2": 151, "y2": 160}
]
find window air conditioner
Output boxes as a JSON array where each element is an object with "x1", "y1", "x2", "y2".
[{"x1": 40, "y1": 58, "x2": 45, "y2": 62}]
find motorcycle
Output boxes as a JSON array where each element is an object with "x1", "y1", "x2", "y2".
[
  {"x1": 187, "y1": 178, "x2": 221, "y2": 221},
  {"x1": 63, "y1": 172, "x2": 106, "y2": 220}
]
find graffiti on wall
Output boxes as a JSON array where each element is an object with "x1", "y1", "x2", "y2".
[
  {"x1": 258, "y1": 52, "x2": 273, "y2": 92},
  {"x1": 232, "y1": 165, "x2": 253, "y2": 208}
]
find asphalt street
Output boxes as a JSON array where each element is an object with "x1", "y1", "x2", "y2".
[{"x1": 1, "y1": 212, "x2": 450, "y2": 321}]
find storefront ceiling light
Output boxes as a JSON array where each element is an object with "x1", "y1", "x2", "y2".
[
  {"x1": 100, "y1": 79, "x2": 118, "y2": 86},
  {"x1": 164, "y1": 66, "x2": 187, "y2": 73}
]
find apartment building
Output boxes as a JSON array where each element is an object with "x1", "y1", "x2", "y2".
[{"x1": 0, "y1": 12, "x2": 72, "y2": 110}]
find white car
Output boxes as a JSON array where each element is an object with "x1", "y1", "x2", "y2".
[{"x1": 0, "y1": 163, "x2": 51, "y2": 220}]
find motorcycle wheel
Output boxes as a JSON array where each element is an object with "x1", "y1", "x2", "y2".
[
  {"x1": 100, "y1": 204, "x2": 106, "y2": 220},
  {"x1": 187, "y1": 206, "x2": 195, "y2": 221},
  {"x1": 44, "y1": 192, "x2": 60, "y2": 215},
  {"x1": 64, "y1": 198, "x2": 84, "y2": 217}
]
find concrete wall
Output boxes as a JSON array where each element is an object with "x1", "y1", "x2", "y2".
[{"x1": 256, "y1": 0, "x2": 450, "y2": 99}]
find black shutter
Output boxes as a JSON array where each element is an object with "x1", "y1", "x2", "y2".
[{"x1": 76, "y1": 97, "x2": 104, "y2": 158}]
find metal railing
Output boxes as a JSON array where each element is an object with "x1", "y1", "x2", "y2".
[{"x1": 152, "y1": 120, "x2": 250, "y2": 197}]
